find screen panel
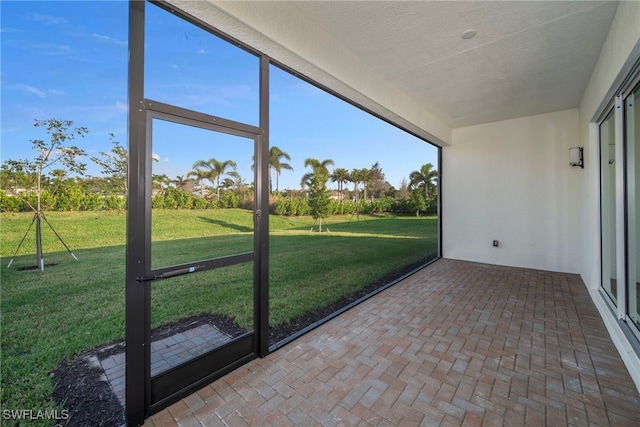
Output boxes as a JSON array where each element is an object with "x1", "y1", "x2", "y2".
[{"x1": 150, "y1": 118, "x2": 255, "y2": 270}]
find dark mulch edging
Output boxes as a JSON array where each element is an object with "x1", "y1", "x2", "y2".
[
  {"x1": 51, "y1": 355, "x2": 125, "y2": 427},
  {"x1": 52, "y1": 256, "x2": 434, "y2": 426},
  {"x1": 51, "y1": 314, "x2": 246, "y2": 427}
]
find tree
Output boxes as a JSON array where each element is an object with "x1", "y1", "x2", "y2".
[
  {"x1": 228, "y1": 170, "x2": 249, "y2": 201},
  {"x1": 300, "y1": 158, "x2": 334, "y2": 189},
  {"x1": 410, "y1": 189, "x2": 428, "y2": 216},
  {"x1": 91, "y1": 136, "x2": 127, "y2": 195},
  {"x1": 193, "y1": 158, "x2": 238, "y2": 203},
  {"x1": 359, "y1": 167, "x2": 372, "y2": 201},
  {"x1": 369, "y1": 162, "x2": 389, "y2": 200},
  {"x1": 397, "y1": 178, "x2": 410, "y2": 199},
  {"x1": 409, "y1": 163, "x2": 438, "y2": 203},
  {"x1": 152, "y1": 173, "x2": 170, "y2": 195},
  {"x1": 305, "y1": 161, "x2": 333, "y2": 232},
  {"x1": 187, "y1": 168, "x2": 209, "y2": 199},
  {"x1": 348, "y1": 168, "x2": 363, "y2": 206},
  {"x1": 6, "y1": 119, "x2": 88, "y2": 270},
  {"x1": 269, "y1": 146, "x2": 294, "y2": 193},
  {"x1": 331, "y1": 167, "x2": 349, "y2": 203},
  {"x1": 172, "y1": 175, "x2": 193, "y2": 193}
]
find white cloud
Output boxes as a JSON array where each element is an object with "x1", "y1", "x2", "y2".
[
  {"x1": 116, "y1": 101, "x2": 127, "y2": 111},
  {"x1": 196, "y1": 49, "x2": 207, "y2": 55},
  {"x1": 29, "y1": 13, "x2": 68, "y2": 25},
  {"x1": 28, "y1": 43, "x2": 72, "y2": 56},
  {"x1": 0, "y1": 27, "x2": 25, "y2": 34},
  {"x1": 16, "y1": 83, "x2": 45, "y2": 98},
  {"x1": 48, "y1": 89, "x2": 64, "y2": 95},
  {"x1": 92, "y1": 33, "x2": 127, "y2": 47}
]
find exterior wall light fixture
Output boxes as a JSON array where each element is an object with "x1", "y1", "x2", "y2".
[{"x1": 569, "y1": 146, "x2": 583, "y2": 168}]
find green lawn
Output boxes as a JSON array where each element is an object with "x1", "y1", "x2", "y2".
[{"x1": 0, "y1": 209, "x2": 438, "y2": 422}]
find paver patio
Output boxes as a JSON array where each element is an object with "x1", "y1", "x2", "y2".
[
  {"x1": 146, "y1": 258, "x2": 640, "y2": 426},
  {"x1": 97, "y1": 324, "x2": 233, "y2": 408}
]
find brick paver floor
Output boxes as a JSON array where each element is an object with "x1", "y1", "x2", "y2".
[
  {"x1": 96, "y1": 325, "x2": 232, "y2": 408},
  {"x1": 148, "y1": 259, "x2": 640, "y2": 426}
]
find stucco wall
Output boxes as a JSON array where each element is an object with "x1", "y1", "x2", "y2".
[{"x1": 443, "y1": 109, "x2": 580, "y2": 273}]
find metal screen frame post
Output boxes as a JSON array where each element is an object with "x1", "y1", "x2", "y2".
[
  {"x1": 126, "y1": 0, "x2": 148, "y2": 425},
  {"x1": 257, "y1": 56, "x2": 270, "y2": 357}
]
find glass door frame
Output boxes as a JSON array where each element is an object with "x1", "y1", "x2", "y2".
[
  {"x1": 624, "y1": 75, "x2": 640, "y2": 341},
  {"x1": 599, "y1": 62, "x2": 640, "y2": 342},
  {"x1": 126, "y1": 1, "x2": 270, "y2": 424}
]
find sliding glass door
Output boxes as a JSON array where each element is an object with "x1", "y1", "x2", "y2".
[
  {"x1": 600, "y1": 72, "x2": 640, "y2": 340},
  {"x1": 626, "y1": 83, "x2": 640, "y2": 332},
  {"x1": 600, "y1": 109, "x2": 617, "y2": 304}
]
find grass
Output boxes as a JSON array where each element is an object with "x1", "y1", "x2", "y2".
[{"x1": 0, "y1": 209, "x2": 438, "y2": 423}]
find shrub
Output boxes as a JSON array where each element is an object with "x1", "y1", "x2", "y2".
[
  {"x1": 297, "y1": 197, "x2": 310, "y2": 216},
  {"x1": 219, "y1": 191, "x2": 239, "y2": 209},
  {"x1": 273, "y1": 196, "x2": 288, "y2": 215},
  {"x1": 152, "y1": 194, "x2": 165, "y2": 209},
  {"x1": 0, "y1": 192, "x2": 25, "y2": 212},
  {"x1": 102, "y1": 194, "x2": 125, "y2": 211},
  {"x1": 192, "y1": 197, "x2": 208, "y2": 210},
  {"x1": 81, "y1": 191, "x2": 102, "y2": 211}
]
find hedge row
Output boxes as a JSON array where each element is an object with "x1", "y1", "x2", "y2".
[{"x1": 1, "y1": 189, "x2": 436, "y2": 215}]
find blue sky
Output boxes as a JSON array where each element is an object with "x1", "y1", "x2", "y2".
[{"x1": 1, "y1": 1, "x2": 437, "y2": 192}]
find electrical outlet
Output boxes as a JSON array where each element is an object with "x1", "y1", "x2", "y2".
[{"x1": 492, "y1": 240, "x2": 499, "y2": 247}]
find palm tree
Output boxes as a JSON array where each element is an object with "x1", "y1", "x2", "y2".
[
  {"x1": 359, "y1": 167, "x2": 372, "y2": 201},
  {"x1": 331, "y1": 167, "x2": 349, "y2": 203},
  {"x1": 187, "y1": 168, "x2": 209, "y2": 198},
  {"x1": 349, "y1": 168, "x2": 363, "y2": 205},
  {"x1": 228, "y1": 170, "x2": 249, "y2": 201},
  {"x1": 49, "y1": 168, "x2": 66, "y2": 183},
  {"x1": 152, "y1": 173, "x2": 170, "y2": 195},
  {"x1": 300, "y1": 158, "x2": 334, "y2": 188},
  {"x1": 210, "y1": 159, "x2": 237, "y2": 203},
  {"x1": 172, "y1": 175, "x2": 188, "y2": 190},
  {"x1": 221, "y1": 177, "x2": 236, "y2": 191},
  {"x1": 269, "y1": 146, "x2": 293, "y2": 193},
  {"x1": 193, "y1": 158, "x2": 238, "y2": 203},
  {"x1": 409, "y1": 163, "x2": 438, "y2": 201}
]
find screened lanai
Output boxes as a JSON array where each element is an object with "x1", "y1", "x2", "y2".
[{"x1": 123, "y1": 1, "x2": 640, "y2": 425}]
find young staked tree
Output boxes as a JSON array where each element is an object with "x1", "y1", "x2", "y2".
[
  {"x1": 307, "y1": 165, "x2": 333, "y2": 232},
  {"x1": 301, "y1": 158, "x2": 334, "y2": 231},
  {"x1": 7, "y1": 119, "x2": 88, "y2": 270}
]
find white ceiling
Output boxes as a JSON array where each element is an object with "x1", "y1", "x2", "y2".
[{"x1": 286, "y1": 1, "x2": 619, "y2": 129}]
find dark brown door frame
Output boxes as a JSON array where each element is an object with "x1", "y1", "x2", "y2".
[{"x1": 126, "y1": 1, "x2": 270, "y2": 425}]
